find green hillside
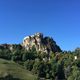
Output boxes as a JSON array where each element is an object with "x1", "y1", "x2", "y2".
[{"x1": 0, "y1": 59, "x2": 37, "y2": 80}]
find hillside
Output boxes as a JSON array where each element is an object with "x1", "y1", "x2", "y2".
[
  {"x1": 0, "y1": 59, "x2": 37, "y2": 80},
  {"x1": 0, "y1": 33, "x2": 80, "y2": 80}
]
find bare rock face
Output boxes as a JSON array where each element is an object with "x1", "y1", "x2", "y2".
[
  {"x1": 22, "y1": 33, "x2": 61, "y2": 53},
  {"x1": 0, "y1": 33, "x2": 61, "y2": 54}
]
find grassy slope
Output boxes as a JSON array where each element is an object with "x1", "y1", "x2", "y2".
[{"x1": 0, "y1": 59, "x2": 37, "y2": 80}]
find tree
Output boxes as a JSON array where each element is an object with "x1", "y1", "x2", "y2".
[
  {"x1": 68, "y1": 66, "x2": 80, "y2": 80},
  {"x1": 32, "y1": 59, "x2": 40, "y2": 74},
  {"x1": 57, "y1": 62, "x2": 65, "y2": 80},
  {"x1": 38, "y1": 62, "x2": 46, "y2": 78},
  {"x1": 24, "y1": 60, "x2": 34, "y2": 71},
  {"x1": 50, "y1": 58, "x2": 58, "y2": 79}
]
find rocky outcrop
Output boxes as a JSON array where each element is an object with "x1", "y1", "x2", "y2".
[
  {"x1": 0, "y1": 33, "x2": 61, "y2": 54},
  {"x1": 22, "y1": 33, "x2": 61, "y2": 53}
]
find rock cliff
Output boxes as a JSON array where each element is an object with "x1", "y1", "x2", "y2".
[
  {"x1": 22, "y1": 33, "x2": 61, "y2": 53},
  {"x1": 0, "y1": 33, "x2": 61, "y2": 53}
]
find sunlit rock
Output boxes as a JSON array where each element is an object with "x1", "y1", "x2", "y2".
[{"x1": 22, "y1": 32, "x2": 61, "y2": 53}]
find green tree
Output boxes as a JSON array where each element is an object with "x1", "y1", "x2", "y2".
[
  {"x1": 24, "y1": 60, "x2": 34, "y2": 71},
  {"x1": 68, "y1": 66, "x2": 80, "y2": 80}
]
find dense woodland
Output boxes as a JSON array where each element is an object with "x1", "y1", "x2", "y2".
[{"x1": 0, "y1": 44, "x2": 80, "y2": 80}]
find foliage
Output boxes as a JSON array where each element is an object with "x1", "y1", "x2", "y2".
[{"x1": 0, "y1": 44, "x2": 80, "y2": 80}]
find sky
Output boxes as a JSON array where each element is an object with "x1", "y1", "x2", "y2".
[{"x1": 0, "y1": 0, "x2": 80, "y2": 51}]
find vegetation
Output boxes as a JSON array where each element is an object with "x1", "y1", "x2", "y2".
[
  {"x1": 0, "y1": 59, "x2": 37, "y2": 80},
  {"x1": 0, "y1": 44, "x2": 80, "y2": 80}
]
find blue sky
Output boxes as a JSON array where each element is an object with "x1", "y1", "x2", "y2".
[{"x1": 0, "y1": 0, "x2": 80, "y2": 51}]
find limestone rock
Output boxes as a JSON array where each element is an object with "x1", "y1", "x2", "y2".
[
  {"x1": 22, "y1": 33, "x2": 61, "y2": 53},
  {"x1": 0, "y1": 33, "x2": 61, "y2": 54}
]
